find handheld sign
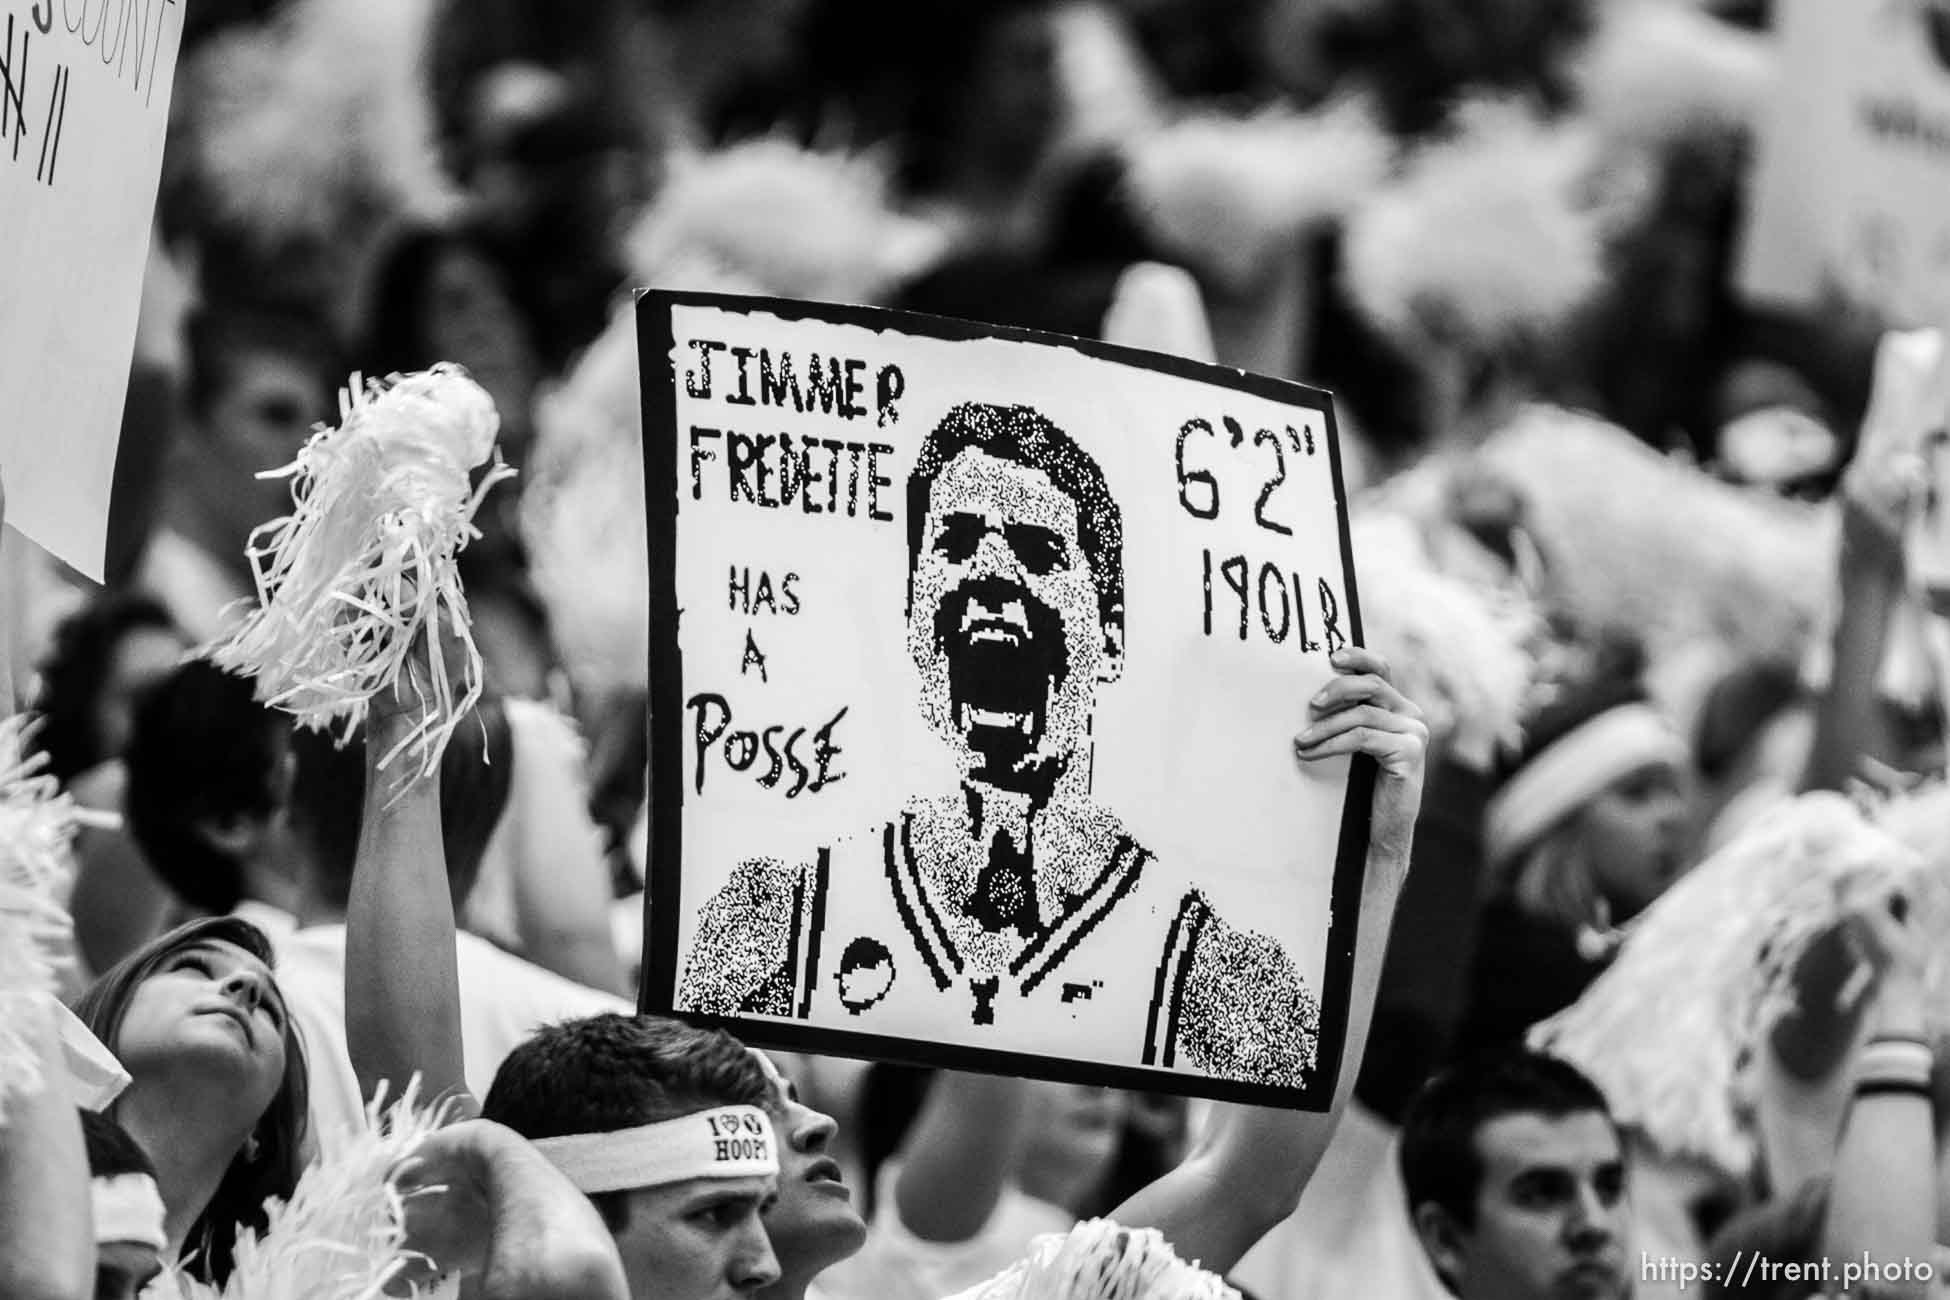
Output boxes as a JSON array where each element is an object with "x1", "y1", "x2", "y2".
[
  {"x1": 0, "y1": 0, "x2": 184, "y2": 579},
  {"x1": 1737, "y1": 0, "x2": 1950, "y2": 327},
  {"x1": 638, "y1": 291, "x2": 1369, "y2": 1109}
]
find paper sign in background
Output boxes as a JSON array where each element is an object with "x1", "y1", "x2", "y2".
[
  {"x1": 641, "y1": 292, "x2": 1370, "y2": 1108},
  {"x1": 1738, "y1": 0, "x2": 1950, "y2": 327},
  {"x1": 0, "y1": 0, "x2": 182, "y2": 579}
]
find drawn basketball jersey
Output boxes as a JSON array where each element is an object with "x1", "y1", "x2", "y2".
[
  {"x1": 680, "y1": 807, "x2": 1321, "y2": 1088},
  {"x1": 748, "y1": 813, "x2": 1238, "y2": 1076}
]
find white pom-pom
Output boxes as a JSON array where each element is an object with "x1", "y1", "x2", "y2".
[
  {"x1": 209, "y1": 365, "x2": 513, "y2": 780},
  {"x1": 1471, "y1": 405, "x2": 1835, "y2": 666},
  {"x1": 1534, "y1": 793, "x2": 1932, "y2": 1177},
  {"x1": 0, "y1": 715, "x2": 79, "y2": 1128},
  {"x1": 185, "y1": 0, "x2": 454, "y2": 245},
  {"x1": 1573, "y1": 0, "x2": 1776, "y2": 148},
  {"x1": 1342, "y1": 99, "x2": 1606, "y2": 355},
  {"x1": 628, "y1": 139, "x2": 947, "y2": 304},
  {"x1": 1353, "y1": 511, "x2": 1542, "y2": 771},
  {"x1": 523, "y1": 307, "x2": 650, "y2": 700},
  {"x1": 946, "y1": 1219, "x2": 1241, "y2": 1300},
  {"x1": 178, "y1": 1078, "x2": 455, "y2": 1300},
  {"x1": 1122, "y1": 98, "x2": 1394, "y2": 290}
]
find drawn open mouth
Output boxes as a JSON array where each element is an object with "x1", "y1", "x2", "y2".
[
  {"x1": 937, "y1": 579, "x2": 1068, "y2": 757},
  {"x1": 965, "y1": 618, "x2": 1027, "y2": 647},
  {"x1": 959, "y1": 704, "x2": 1039, "y2": 736}
]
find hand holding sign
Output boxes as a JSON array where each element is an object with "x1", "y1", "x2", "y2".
[{"x1": 1295, "y1": 645, "x2": 1427, "y2": 869}]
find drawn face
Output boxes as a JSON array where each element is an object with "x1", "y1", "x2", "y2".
[{"x1": 909, "y1": 448, "x2": 1122, "y2": 794}]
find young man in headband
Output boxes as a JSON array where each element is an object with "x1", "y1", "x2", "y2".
[{"x1": 481, "y1": 1014, "x2": 785, "y2": 1300}]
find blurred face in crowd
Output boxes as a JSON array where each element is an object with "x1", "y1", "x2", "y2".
[
  {"x1": 1572, "y1": 759, "x2": 1691, "y2": 923},
  {"x1": 1015, "y1": 1083, "x2": 1128, "y2": 1214},
  {"x1": 422, "y1": 246, "x2": 538, "y2": 455},
  {"x1": 201, "y1": 344, "x2": 329, "y2": 531},
  {"x1": 1418, "y1": 1109, "x2": 1631, "y2": 1300},
  {"x1": 753, "y1": 1057, "x2": 867, "y2": 1280},
  {"x1": 610, "y1": 1176, "x2": 781, "y2": 1300},
  {"x1": 114, "y1": 939, "x2": 289, "y2": 1115}
]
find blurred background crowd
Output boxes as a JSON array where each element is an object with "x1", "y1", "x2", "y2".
[{"x1": 12, "y1": 0, "x2": 1950, "y2": 1296}]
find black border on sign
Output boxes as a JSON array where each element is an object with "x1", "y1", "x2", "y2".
[{"x1": 636, "y1": 288, "x2": 1372, "y2": 1112}]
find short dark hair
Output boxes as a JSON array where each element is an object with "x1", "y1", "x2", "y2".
[
  {"x1": 906, "y1": 402, "x2": 1124, "y2": 628},
  {"x1": 124, "y1": 660, "x2": 287, "y2": 916},
  {"x1": 284, "y1": 698, "x2": 514, "y2": 911},
  {"x1": 32, "y1": 591, "x2": 181, "y2": 782},
  {"x1": 81, "y1": 1110, "x2": 158, "y2": 1183},
  {"x1": 481, "y1": 1014, "x2": 770, "y2": 1230},
  {"x1": 1399, "y1": 1049, "x2": 1618, "y2": 1232}
]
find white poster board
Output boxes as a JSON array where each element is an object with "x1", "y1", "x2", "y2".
[
  {"x1": 638, "y1": 291, "x2": 1371, "y2": 1109},
  {"x1": 1737, "y1": 0, "x2": 1950, "y2": 327},
  {"x1": 0, "y1": 0, "x2": 183, "y2": 579}
]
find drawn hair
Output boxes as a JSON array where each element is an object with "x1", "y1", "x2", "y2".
[{"x1": 906, "y1": 402, "x2": 1124, "y2": 628}]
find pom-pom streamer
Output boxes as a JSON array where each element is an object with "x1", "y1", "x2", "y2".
[
  {"x1": 179, "y1": 1078, "x2": 456, "y2": 1300},
  {"x1": 211, "y1": 366, "x2": 511, "y2": 781},
  {"x1": 947, "y1": 1220, "x2": 1241, "y2": 1300},
  {"x1": 0, "y1": 714, "x2": 80, "y2": 1128}
]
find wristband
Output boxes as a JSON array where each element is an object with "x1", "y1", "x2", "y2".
[
  {"x1": 1853, "y1": 1078, "x2": 1935, "y2": 1102},
  {"x1": 1855, "y1": 1039, "x2": 1934, "y2": 1090}
]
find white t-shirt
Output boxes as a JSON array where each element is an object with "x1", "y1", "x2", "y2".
[
  {"x1": 465, "y1": 697, "x2": 613, "y2": 958},
  {"x1": 134, "y1": 526, "x2": 250, "y2": 646},
  {"x1": 816, "y1": 1165, "x2": 1073, "y2": 1300},
  {"x1": 269, "y1": 923, "x2": 630, "y2": 1140}
]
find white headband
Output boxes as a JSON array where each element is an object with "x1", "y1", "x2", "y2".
[
  {"x1": 93, "y1": 1174, "x2": 167, "y2": 1251},
  {"x1": 1485, "y1": 704, "x2": 1686, "y2": 866},
  {"x1": 530, "y1": 1105, "x2": 778, "y2": 1195}
]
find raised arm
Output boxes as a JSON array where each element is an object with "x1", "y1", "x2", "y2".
[
  {"x1": 1818, "y1": 901, "x2": 1936, "y2": 1297},
  {"x1": 1803, "y1": 328, "x2": 1937, "y2": 794},
  {"x1": 345, "y1": 645, "x2": 475, "y2": 1116},
  {"x1": 891, "y1": 1072, "x2": 1034, "y2": 1244},
  {"x1": 1800, "y1": 469, "x2": 1906, "y2": 794},
  {"x1": 1110, "y1": 644, "x2": 1424, "y2": 1274}
]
